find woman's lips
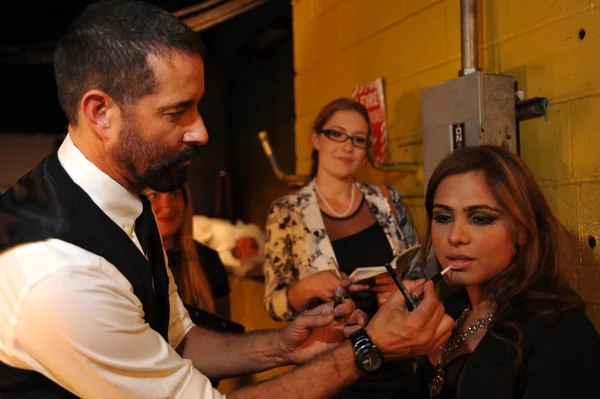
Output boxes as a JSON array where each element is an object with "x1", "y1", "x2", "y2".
[
  {"x1": 334, "y1": 156, "x2": 352, "y2": 164},
  {"x1": 158, "y1": 217, "x2": 175, "y2": 223},
  {"x1": 446, "y1": 255, "x2": 475, "y2": 270}
]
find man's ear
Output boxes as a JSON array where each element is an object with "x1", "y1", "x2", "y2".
[{"x1": 80, "y1": 90, "x2": 119, "y2": 141}]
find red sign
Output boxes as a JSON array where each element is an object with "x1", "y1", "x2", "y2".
[{"x1": 352, "y1": 78, "x2": 387, "y2": 164}]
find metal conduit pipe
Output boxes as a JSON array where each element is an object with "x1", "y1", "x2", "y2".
[
  {"x1": 257, "y1": 131, "x2": 311, "y2": 186},
  {"x1": 460, "y1": 0, "x2": 479, "y2": 76}
]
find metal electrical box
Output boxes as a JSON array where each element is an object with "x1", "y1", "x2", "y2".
[{"x1": 421, "y1": 71, "x2": 517, "y2": 186}]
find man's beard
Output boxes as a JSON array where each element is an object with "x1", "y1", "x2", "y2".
[{"x1": 110, "y1": 116, "x2": 199, "y2": 192}]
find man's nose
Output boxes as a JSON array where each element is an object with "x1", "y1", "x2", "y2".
[{"x1": 183, "y1": 111, "x2": 208, "y2": 145}]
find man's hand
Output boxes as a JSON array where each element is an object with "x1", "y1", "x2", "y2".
[
  {"x1": 366, "y1": 280, "x2": 454, "y2": 359},
  {"x1": 278, "y1": 299, "x2": 368, "y2": 365}
]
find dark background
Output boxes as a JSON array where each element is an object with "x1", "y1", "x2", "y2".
[{"x1": 0, "y1": 0, "x2": 296, "y2": 226}]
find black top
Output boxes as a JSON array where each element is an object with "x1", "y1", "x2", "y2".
[
  {"x1": 331, "y1": 223, "x2": 393, "y2": 317},
  {"x1": 165, "y1": 242, "x2": 230, "y2": 301},
  {"x1": 333, "y1": 222, "x2": 394, "y2": 276},
  {"x1": 441, "y1": 353, "x2": 470, "y2": 398},
  {"x1": 194, "y1": 241, "x2": 230, "y2": 299},
  {"x1": 411, "y1": 290, "x2": 600, "y2": 399},
  {"x1": 323, "y1": 199, "x2": 411, "y2": 399},
  {"x1": 322, "y1": 196, "x2": 395, "y2": 318}
]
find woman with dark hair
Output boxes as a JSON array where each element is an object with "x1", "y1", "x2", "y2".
[
  {"x1": 411, "y1": 145, "x2": 599, "y2": 399},
  {"x1": 263, "y1": 98, "x2": 419, "y2": 398},
  {"x1": 145, "y1": 184, "x2": 231, "y2": 318}
]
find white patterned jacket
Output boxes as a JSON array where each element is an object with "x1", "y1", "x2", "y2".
[{"x1": 263, "y1": 179, "x2": 419, "y2": 321}]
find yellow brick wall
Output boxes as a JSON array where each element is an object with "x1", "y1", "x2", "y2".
[{"x1": 292, "y1": 0, "x2": 600, "y2": 329}]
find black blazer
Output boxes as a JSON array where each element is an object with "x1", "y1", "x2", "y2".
[{"x1": 412, "y1": 295, "x2": 600, "y2": 399}]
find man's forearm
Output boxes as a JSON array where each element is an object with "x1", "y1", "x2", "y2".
[
  {"x1": 177, "y1": 326, "x2": 288, "y2": 379},
  {"x1": 228, "y1": 341, "x2": 359, "y2": 399}
]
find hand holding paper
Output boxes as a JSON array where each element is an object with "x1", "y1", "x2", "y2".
[{"x1": 348, "y1": 245, "x2": 422, "y2": 284}]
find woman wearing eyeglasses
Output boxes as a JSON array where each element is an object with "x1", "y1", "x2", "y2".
[{"x1": 263, "y1": 98, "x2": 419, "y2": 399}]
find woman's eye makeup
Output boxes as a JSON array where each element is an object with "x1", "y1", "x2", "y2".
[
  {"x1": 469, "y1": 213, "x2": 498, "y2": 225},
  {"x1": 432, "y1": 209, "x2": 499, "y2": 225},
  {"x1": 432, "y1": 212, "x2": 453, "y2": 224}
]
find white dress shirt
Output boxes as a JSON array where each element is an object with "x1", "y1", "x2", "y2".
[{"x1": 0, "y1": 135, "x2": 224, "y2": 398}]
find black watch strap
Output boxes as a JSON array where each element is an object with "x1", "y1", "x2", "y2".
[
  {"x1": 349, "y1": 328, "x2": 372, "y2": 350},
  {"x1": 349, "y1": 328, "x2": 383, "y2": 374}
]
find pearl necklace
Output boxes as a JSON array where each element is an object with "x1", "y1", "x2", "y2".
[{"x1": 314, "y1": 181, "x2": 356, "y2": 218}]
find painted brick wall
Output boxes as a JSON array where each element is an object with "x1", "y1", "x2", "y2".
[{"x1": 292, "y1": 0, "x2": 600, "y2": 328}]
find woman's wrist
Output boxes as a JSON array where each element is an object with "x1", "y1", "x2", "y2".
[{"x1": 287, "y1": 281, "x2": 309, "y2": 312}]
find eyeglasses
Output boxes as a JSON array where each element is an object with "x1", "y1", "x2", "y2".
[{"x1": 319, "y1": 129, "x2": 372, "y2": 149}]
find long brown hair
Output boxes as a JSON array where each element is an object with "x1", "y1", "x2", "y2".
[
  {"x1": 174, "y1": 184, "x2": 215, "y2": 312},
  {"x1": 420, "y1": 145, "x2": 583, "y2": 364},
  {"x1": 310, "y1": 98, "x2": 372, "y2": 177}
]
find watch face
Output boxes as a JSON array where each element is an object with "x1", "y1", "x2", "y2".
[{"x1": 356, "y1": 348, "x2": 383, "y2": 373}]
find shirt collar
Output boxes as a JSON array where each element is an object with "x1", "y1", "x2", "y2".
[{"x1": 57, "y1": 134, "x2": 142, "y2": 236}]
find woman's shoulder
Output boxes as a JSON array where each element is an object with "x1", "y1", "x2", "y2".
[
  {"x1": 193, "y1": 240, "x2": 221, "y2": 263},
  {"x1": 522, "y1": 305, "x2": 598, "y2": 340},
  {"x1": 356, "y1": 181, "x2": 382, "y2": 194},
  {"x1": 269, "y1": 184, "x2": 315, "y2": 212},
  {"x1": 356, "y1": 182, "x2": 405, "y2": 203},
  {"x1": 519, "y1": 306, "x2": 600, "y2": 385}
]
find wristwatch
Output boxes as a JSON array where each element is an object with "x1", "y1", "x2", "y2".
[{"x1": 349, "y1": 328, "x2": 383, "y2": 374}]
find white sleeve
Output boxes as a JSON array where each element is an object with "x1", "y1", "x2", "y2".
[
  {"x1": 165, "y1": 262, "x2": 195, "y2": 349},
  {"x1": 0, "y1": 242, "x2": 223, "y2": 399}
]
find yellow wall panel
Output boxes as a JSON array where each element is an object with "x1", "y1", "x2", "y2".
[
  {"x1": 491, "y1": 12, "x2": 599, "y2": 101},
  {"x1": 292, "y1": 0, "x2": 600, "y2": 329},
  {"x1": 295, "y1": 0, "x2": 443, "y2": 74},
  {"x1": 294, "y1": 70, "x2": 314, "y2": 119},
  {"x1": 506, "y1": 0, "x2": 565, "y2": 33},
  {"x1": 520, "y1": 103, "x2": 572, "y2": 182},
  {"x1": 331, "y1": 0, "x2": 408, "y2": 51},
  {"x1": 579, "y1": 183, "x2": 600, "y2": 264},
  {"x1": 295, "y1": 2, "x2": 449, "y2": 115},
  {"x1": 296, "y1": 158, "x2": 313, "y2": 175},
  {"x1": 388, "y1": 61, "x2": 460, "y2": 138},
  {"x1": 294, "y1": 113, "x2": 316, "y2": 162},
  {"x1": 571, "y1": 97, "x2": 600, "y2": 179},
  {"x1": 541, "y1": 184, "x2": 579, "y2": 236},
  {"x1": 405, "y1": 0, "x2": 442, "y2": 15},
  {"x1": 292, "y1": 0, "x2": 312, "y2": 30},
  {"x1": 312, "y1": 0, "x2": 345, "y2": 18},
  {"x1": 565, "y1": 0, "x2": 597, "y2": 13}
]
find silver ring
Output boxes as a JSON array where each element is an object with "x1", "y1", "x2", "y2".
[{"x1": 410, "y1": 293, "x2": 419, "y2": 302}]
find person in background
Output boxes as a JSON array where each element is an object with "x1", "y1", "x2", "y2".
[
  {"x1": 263, "y1": 98, "x2": 420, "y2": 398},
  {"x1": 145, "y1": 183, "x2": 230, "y2": 318},
  {"x1": 411, "y1": 145, "x2": 600, "y2": 399}
]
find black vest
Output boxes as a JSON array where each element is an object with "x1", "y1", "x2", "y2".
[{"x1": 0, "y1": 153, "x2": 171, "y2": 398}]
